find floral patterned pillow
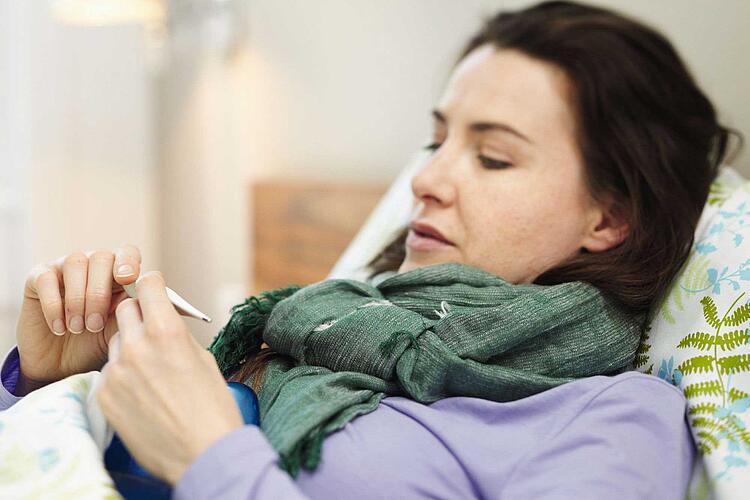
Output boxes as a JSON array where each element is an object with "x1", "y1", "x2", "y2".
[{"x1": 637, "y1": 166, "x2": 749, "y2": 500}]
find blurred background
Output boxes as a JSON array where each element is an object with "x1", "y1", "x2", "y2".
[{"x1": 1, "y1": 0, "x2": 748, "y2": 353}]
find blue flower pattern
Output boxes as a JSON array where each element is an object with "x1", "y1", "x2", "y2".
[
  {"x1": 695, "y1": 201, "x2": 750, "y2": 257},
  {"x1": 657, "y1": 356, "x2": 683, "y2": 386},
  {"x1": 713, "y1": 375, "x2": 750, "y2": 481},
  {"x1": 681, "y1": 194, "x2": 750, "y2": 296}
]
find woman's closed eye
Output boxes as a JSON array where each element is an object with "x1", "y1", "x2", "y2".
[
  {"x1": 478, "y1": 156, "x2": 512, "y2": 169},
  {"x1": 422, "y1": 142, "x2": 513, "y2": 170}
]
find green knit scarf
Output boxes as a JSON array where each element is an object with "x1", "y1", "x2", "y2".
[{"x1": 207, "y1": 263, "x2": 645, "y2": 477}]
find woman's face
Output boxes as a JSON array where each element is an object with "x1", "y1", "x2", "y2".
[{"x1": 398, "y1": 45, "x2": 628, "y2": 283}]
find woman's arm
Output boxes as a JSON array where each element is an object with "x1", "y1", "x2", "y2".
[
  {"x1": 500, "y1": 375, "x2": 695, "y2": 499},
  {"x1": 0, "y1": 345, "x2": 25, "y2": 410},
  {"x1": 173, "y1": 425, "x2": 311, "y2": 500}
]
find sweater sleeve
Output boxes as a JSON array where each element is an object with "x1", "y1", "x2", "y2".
[
  {"x1": 500, "y1": 376, "x2": 695, "y2": 500},
  {"x1": 0, "y1": 345, "x2": 24, "y2": 410},
  {"x1": 172, "y1": 425, "x2": 311, "y2": 500}
]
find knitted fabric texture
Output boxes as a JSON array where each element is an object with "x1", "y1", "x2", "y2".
[{"x1": 207, "y1": 262, "x2": 645, "y2": 476}]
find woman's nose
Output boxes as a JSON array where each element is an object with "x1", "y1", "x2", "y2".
[{"x1": 410, "y1": 151, "x2": 457, "y2": 207}]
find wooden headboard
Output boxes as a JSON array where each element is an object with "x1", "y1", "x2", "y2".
[{"x1": 251, "y1": 180, "x2": 388, "y2": 293}]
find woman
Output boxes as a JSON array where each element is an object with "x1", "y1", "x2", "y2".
[{"x1": 1, "y1": 1, "x2": 742, "y2": 498}]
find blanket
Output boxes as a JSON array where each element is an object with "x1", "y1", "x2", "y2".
[{"x1": 0, "y1": 371, "x2": 121, "y2": 499}]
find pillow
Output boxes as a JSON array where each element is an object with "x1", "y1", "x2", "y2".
[
  {"x1": 328, "y1": 150, "x2": 425, "y2": 282},
  {"x1": 637, "y1": 166, "x2": 749, "y2": 499}
]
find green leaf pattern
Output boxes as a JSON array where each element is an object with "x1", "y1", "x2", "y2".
[{"x1": 641, "y1": 168, "x2": 750, "y2": 500}]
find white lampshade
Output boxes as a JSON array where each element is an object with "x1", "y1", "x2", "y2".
[{"x1": 51, "y1": 0, "x2": 165, "y2": 26}]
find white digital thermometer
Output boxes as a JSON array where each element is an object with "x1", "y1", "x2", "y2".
[{"x1": 122, "y1": 281, "x2": 212, "y2": 323}]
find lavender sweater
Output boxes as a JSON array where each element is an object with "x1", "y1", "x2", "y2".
[{"x1": 0, "y1": 345, "x2": 694, "y2": 499}]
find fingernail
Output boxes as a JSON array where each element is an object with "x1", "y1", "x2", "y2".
[
  {"x1": 52, "y1": 319, "x2": 66, "y2": 336},
  {"x1": 116, "y1": 265, "x2": 134, "y2": 277},
  {"x1": 86, "y1": 313, "x2": 104, "y2": 333},
  {"x1": 69, "y1": 315, "x2": 84, "y2": 334}
]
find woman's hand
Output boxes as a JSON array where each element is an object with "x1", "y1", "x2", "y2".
[
  {"x1": 96, "y1": 271, "x2": 244, "y2": 485},
  {"x1": 15, "y1": 246, "x2": 143, "y2": 394}
]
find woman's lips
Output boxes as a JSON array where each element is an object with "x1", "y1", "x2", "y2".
[{"x1": 406, "y1": 228, "x2": 454, "y2": 251}]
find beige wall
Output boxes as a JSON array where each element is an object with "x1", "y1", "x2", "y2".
[{"x1": 157, "y1": 9, "x2": 253, "y2": 345}]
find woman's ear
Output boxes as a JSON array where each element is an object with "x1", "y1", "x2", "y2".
[{"x1": 581, "y1": 199, "x2": 630, "y2": 253}]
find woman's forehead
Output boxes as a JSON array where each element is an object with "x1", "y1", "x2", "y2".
[{"x1": 437, "y1": 45, "x2": 577, "y2": 142}]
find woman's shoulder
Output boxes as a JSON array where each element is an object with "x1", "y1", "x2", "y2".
[
  {"x1": 565, "y1": 370, "x2": 687, "y2": 406},
  {"x1": 547, "y1": 371, "x2": 690, "y2": 434},
  {"x1": 378, "y1": 371, "x2": 690, "y2": 453},
  {"x1": 385, "y1": 370, "x2": 686, "y2": 418}
]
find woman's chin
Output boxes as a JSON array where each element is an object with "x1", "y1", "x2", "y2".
[{"x1": 398, "y1": 255, "x2": 461, "y2": 274}]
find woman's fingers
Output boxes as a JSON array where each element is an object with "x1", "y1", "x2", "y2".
[
  {"x1": 29, "y1": 265, "x2": 66, "y2": 335},
  {"x1": 24, "y1": 246, "x2": 143, "y2": 338},
  {"x1": 84, "y1": 251, "x2": 115, "y2": 333},
  {"x1": 62, "y1": 251, "x2": 88, "y2": 334},
  {"x1": 114, "y1": 244, "x2": 142, "y2": 285}
]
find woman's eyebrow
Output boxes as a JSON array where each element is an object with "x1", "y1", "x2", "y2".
[{"x1": 432, "y1": 109, "x2": 534, "y2": 145}]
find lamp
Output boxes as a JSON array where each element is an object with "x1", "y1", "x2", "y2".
[
  {"x1": 50, "y1": 0, "x2": 169, "y2": 71},
  {"x1": 50, "y1": 0, "x2": 166, "y2": 27}
]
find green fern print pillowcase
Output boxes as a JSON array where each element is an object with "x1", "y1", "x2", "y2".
[{"x1": 638, "y1": 166, "x2": 749, "y2": 499}]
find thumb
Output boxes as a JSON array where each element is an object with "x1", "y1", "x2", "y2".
[
  {"x1": 102, "y1": 291, "x2": 128, "y2": 345},
  {"x1": 107, "y1": 331, "x2": 121, "y2": 364}
]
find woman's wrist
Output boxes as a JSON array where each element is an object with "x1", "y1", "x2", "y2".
[
  {"x1": 14, "y1": 371, "x2": 53, "y2": 397},
  {"x1": 166, "y1": 423, "x2": 245, "y2": 485}
]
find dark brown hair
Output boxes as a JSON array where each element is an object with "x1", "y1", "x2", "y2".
[
  {"x1": 371, "y1": 0, "x2": 742, "y2": 315},
  {"x1": 232, "y1": 0, "x2": 743, "y2": 385}
]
